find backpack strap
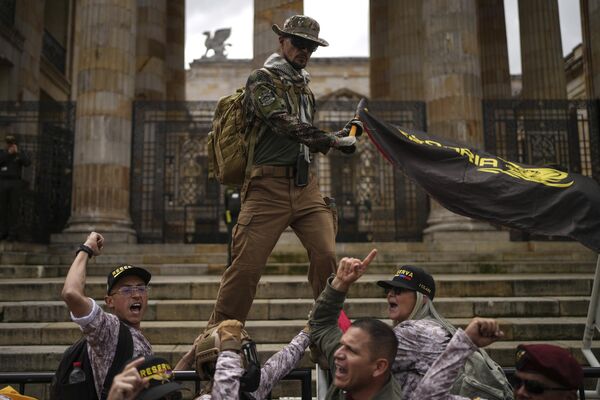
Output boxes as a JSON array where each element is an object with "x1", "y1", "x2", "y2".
[
  {"x1": 99, "y1": 321, "x2": 134, "y2": 400},
  {"x1": 240, "y1": 68, "x2": 283, "y2": 200}
]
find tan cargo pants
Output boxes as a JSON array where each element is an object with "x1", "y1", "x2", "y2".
[{"x1": 207, "y1": 167, "x2": 337, "y2": 326}]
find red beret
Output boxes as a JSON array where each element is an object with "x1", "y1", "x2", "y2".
[{"x1": 516, "y1": 344, "x2": 583, "y2": 389}]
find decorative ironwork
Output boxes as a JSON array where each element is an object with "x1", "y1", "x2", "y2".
[
  {"x1": 131, "y1": 101, "x2": 225, "y2": 243},
  {"x1": 132, "y1": 99, "x2": 428, "y2": 243},
  {"x1": 483, "y1": 99, "x2": 600, "y2": 180},
  {"x1": 315, "y1": 99, "x2": 429, "y2": 242},
  {"x1": 0, "y1": 101, "x2": 75, "y2": 242},
  {"x1": 483, "y1": 99, "x2": 600, "y2": 241},
  {"x1": 42, "y1": 30, "x2": 66, "y2": 74}
]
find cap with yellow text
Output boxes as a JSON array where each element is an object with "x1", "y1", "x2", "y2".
[
  {"x1": 135, "y1": 356, "x2": 184, "y2": 400},
  {"x1": 106, "y1": 265, "x2": 151, "y2": 294}
]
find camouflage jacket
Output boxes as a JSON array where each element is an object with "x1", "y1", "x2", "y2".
[
  {"x1": 195, "y1": 330, "x2": 310, "y2": 400},
  {"x1": 309, "y1": 280, "x2": 479, "y2": 400},
  {"x1": 245, "y1": 53, "x2": 335, "y2": 158},
  {"x1": 71, "y1": 298, "x2": 153, "y2": 399}
]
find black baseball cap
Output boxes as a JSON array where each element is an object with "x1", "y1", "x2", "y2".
[
  {"x1": 107, "y1": 264, "x2": 151, "y2": 294},
  {"x1": 135, "y1": 356, "x2": 184, "y2": 400},
  {"x1": 377, "y1": 265, "x2": 436, "y2": 300}
]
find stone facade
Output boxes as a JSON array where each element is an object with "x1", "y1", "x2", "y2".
[
  {"x1": 186, "y1": 57, "x2": 369, "y2": 101},
  {"x1": 0, "y1": 0, "x2": 594, "y2": 243},
  {"x1": 518, "y1": 0, "x2": 567, "y2": 99}
]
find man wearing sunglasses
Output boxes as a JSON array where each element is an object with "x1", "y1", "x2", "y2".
[
  {"x1": 512, "y1": 344, "x2": 584, "y2": 400},
  {"x1": 206, "y1": 15, "x2": 362, "y2": 330},
  {"x1": 62, "y1": 231, "x2": 153, "y2": 399}
]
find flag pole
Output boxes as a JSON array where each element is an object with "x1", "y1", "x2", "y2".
[{"x1": 582, "y1": 253, "x2": 600, "y2": 398}]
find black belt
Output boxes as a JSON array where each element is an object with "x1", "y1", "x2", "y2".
[{"x1": 251, "y1": 165, "x2": 295, "y2": 178}]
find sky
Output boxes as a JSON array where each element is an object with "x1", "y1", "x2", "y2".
[{"x1": 185, "y1": 0, "x2": 582, "y2": 75}]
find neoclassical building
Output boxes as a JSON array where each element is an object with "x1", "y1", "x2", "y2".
[{"x1": 1, "y1": 0, "x2": 599, "y2": 244}]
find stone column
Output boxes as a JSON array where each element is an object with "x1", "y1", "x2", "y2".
[
  {"x1": 518, "y1": 0, "x2": 566, "y2": 99},
  {"x1": 166, "y1": 0, "x2": 185, "y2": 100},
  {"x1": 60, "y1": 0, "x2": 137, "y2": 242},
  {"x1": 15, "y1": 0, "x2": 45, "y2": 100},
  {"x1": 253, "y1": 0, "x2": 303, "y2": 68},
  {"x1": 369, "y1": 0, "x2": 390, "y2": 99},
  {"x1": 477, "y1": 0, "x2": 511, "y2": 98},
  {"x1": 136, "y1": 0, "x2": 166, "y2": 100},
  {"x1": 421, "y1": 0, "x2": 500, "y2": 239},
  {"x1": 388, "y1": 0, "x2": 424, "y2": 100},
  {"x1": 581, "y1": 0, "x2": 600, "y2": 99}
]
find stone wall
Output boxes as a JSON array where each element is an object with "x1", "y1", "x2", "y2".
[{"x1": 186, "y1": 57, "x2": 369, "y2": 101}]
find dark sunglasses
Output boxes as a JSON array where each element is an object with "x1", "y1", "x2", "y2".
[
  {"x1": 385, "y1": 287, "x2": 408, "y2": 296},
  {"x1": 509, "y1": 375, "x2": 574, "y2": 395},
  {"x1": 289, "y1": 36, "x2": 319, "y2": 52}
]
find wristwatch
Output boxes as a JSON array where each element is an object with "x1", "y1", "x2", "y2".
[{"x1": 75, "y1": 244, "x2": 94, "y2": 259}]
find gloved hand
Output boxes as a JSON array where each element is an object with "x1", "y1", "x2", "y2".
[
  {"x1": 343, "y1": 118, "x2": 364, "y2": 138},
  {"x1": 332, "y1": 136, "x2": 357, "y2": 154},
  {"x1": 217, "y1": 319, "x2": 243, "y2": 352}
]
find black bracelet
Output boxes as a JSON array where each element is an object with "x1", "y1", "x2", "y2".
[{"x1": 76, "y1": 244, "x2": 94, "y2": 259}]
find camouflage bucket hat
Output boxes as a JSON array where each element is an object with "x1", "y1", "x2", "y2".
[{"x1": 272, "y1": 15, "x2": 329, "y2": 47}]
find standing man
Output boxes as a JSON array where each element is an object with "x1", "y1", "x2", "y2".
[
  {"x1": 0, "y1": 135, "x2": 31, "y2": 241},
  {"x1": 206, "y1": 15, "x2": 362, "y2": 326}
]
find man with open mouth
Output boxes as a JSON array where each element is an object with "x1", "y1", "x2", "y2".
[
  {"x1": 61, "y1": 231, "x2": 153, "y2": 399},
  {"x1": 309, "y1": 250, "x2": 506, "y2": 399}
]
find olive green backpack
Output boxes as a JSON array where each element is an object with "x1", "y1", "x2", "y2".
[{"x1": 208, "y1": 68, "x2": 286, "y2": 187}]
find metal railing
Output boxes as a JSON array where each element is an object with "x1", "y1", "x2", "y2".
[
  {"x1": 0, "y1": 368, "x2": 313, "y2": 400},
  {"x1": 4, "y1": 367, "x2": 600, "y2": 399}
]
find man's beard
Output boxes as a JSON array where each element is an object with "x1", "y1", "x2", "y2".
[{"x1": 284, "y1": 54, "x2": 304, "y2": 70}]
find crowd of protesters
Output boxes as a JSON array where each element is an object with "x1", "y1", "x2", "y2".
[
  {"x1": 39, "y1": 11, "x2": 589, "y2": 400},
  {"x1": 53, "y1": 231, "x2": 586, "y2": 400}
]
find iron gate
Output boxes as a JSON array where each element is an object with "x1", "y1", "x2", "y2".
[
  {"x1": 483, "y1": 99, "x2": 600, "y2": 181},
  {"x1": 483, "y1": 99, "x2": 600, "y2": 240},
  {"x1": 131, "y1": 100, "x2": 429, "y2": 243},
  {"x1": 131, "y1": 101, "x2": 224, "y2": 243},
  {"x1": 315, "y1": 99, "x2": 429, "y2": 241},
  {"x1": 0, "y1": 101, "x2": 75, "y2": 243}
]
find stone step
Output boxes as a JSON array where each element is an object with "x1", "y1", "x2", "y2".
[
  {"x1": 0, "y1": 317, "x2": 590, "y2": 346},
  {"x1": 3, "y1": 240, "x2": 596, "y2": 266},
  {"x1": 0, "y1": 296, "x2": 590, "y2": 323},
  {"x1": 0, "y1": 273, "x2": 591, "y2": 301},
  {"x1": 0, "y1": 259, "x2": 596, "y2": 279},
  {"x1": 0, "y1": 339, "x2": 595, "y2": 372},
  {"x1": 45, "y1": 240, "x2": 594, "y2": 256}
]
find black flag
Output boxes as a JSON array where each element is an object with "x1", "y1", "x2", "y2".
[{"x1": 359, "y1": 105, "x2": 600, "y2": 253}]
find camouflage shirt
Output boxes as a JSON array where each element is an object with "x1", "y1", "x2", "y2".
[
  {"x1": 71, "y1": 298, "x2": 153, "y2": 399},
  {"x1": 195, "y1": 331, "x2": 310, "y2": 400},
  {"x1": 245, "y1": 55, "x2": 335, "y2": 165},
  {"x1": 309, "y1": 280, "x2": 479, "y2": 400}
]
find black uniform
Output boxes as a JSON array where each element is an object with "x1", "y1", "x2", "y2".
[{"x1": 0, "y1": 147, "x2": 31, "y2": 240}]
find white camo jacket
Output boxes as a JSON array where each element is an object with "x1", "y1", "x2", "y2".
[{"x1": 195, "y1": 330, "x2": 310, "y2": 400}]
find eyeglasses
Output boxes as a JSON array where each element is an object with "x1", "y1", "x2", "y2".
[
  {"x1": 111, "y1": 285, "x2": 150, "y2": 296},
  {"x1": 509, "y1": 375, "x2": 574, "y2": 395},
  {"x1": 289, "y1": 36, "x2": 319, "y2": 52}
]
